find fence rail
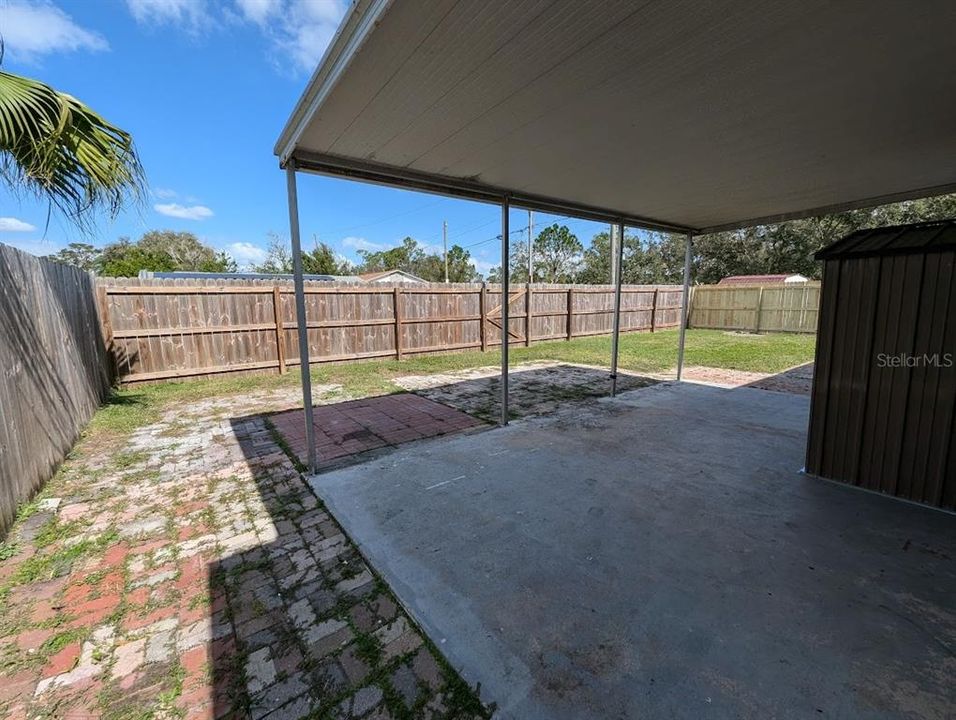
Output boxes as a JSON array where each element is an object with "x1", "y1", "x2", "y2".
[
  {"x1": 0, "y1": 244, "x2": 112, "y2": 534},
  {"x1": 98, "y1": 279, "x2": 684, "y2": 384},
  {"x1": 689, "y1": 283, "x2": 820, "y2": 333}
]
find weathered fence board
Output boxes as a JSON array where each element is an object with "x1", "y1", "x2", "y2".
[
  {"x1": 99, "y1": 279, "x2": 683, "y2": 385},
  {"x1": 689, "y1": 283, "x2": 820, "y2": 333},
  {"x1": 0, "y1": 244, "x2": 112, "y2": 534}
]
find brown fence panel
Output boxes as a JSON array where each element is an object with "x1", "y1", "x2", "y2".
[
  {"x1": 0, "y1": 244, "x2": 112, "y2": 534},
  {"x1": 689, "y1": 283, "x2": 820, "y2": 333},
  {"x1": 98, "y1": 279, "x2": 682, "y2": 385}
]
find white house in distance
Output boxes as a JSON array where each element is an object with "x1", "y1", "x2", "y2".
[
  {"x1": 359, "y1": 270, "x2": 427, "y2": 284},
  {"x1": 718, "y1": 273, "x2": 809, "y2": 285}
]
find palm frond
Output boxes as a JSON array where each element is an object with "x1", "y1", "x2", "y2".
[{"x1": 0, "y1": 70, "x2": 145, "y2": 230}]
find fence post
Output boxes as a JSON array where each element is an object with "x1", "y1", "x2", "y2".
[
  {"x1": 393, "y1": 286, "x2": 403, "y2": 359},
  {"x1": 273, "y1": 286, "x2": 286, "y2": 374},
  {"x1": 567, "y1": 288, "x2": 574, "y2": 340},
  {"x1": 754, "y1": 286, "x2": 764, "y2": 333},
  {"x1": 526, "y1": 282, "x2": 533, "y2": 346},
  {"x1": 650, "y1": 288, "x2": 658, "y2": 332},
  {"x1": 96, "y1": 284, "x2": 119, "y2": 383},
  {"x1": 479, "y1": 283, "x2": 487, "y2": 351}
]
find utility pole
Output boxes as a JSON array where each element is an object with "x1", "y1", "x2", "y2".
[
  {"x1": 527, "y1": 209, "x2": 534, "y2": 283},
  {"x1": 443, "y1": 220, "x2": 449, "y2": 283}
]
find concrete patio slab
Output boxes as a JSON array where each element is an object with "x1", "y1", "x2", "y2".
[{"x1": 309, "y1": 382, "x2": 956, "y2": 719}]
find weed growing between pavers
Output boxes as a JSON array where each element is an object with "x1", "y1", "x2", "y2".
[
  {"x1": 0, "y1": 332, "x2": 814, "y2": 717},
  {"x1": 2, "y1": 375, "x2": 490, "y2": 718},
  {"x1": 256, "y1": 435, "x2": 494, "y2": 720}
]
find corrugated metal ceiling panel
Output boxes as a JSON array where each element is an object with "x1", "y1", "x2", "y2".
[{"x1": 279, "y1": 0, "x2": 956, "y2": 233}]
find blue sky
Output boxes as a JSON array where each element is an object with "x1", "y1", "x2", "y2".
[{"x1": 0, "y1": 0, "x2": 611, "y2": 276}]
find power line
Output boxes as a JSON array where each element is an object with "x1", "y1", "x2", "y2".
[
  {"x1": 317, "y1": 198, "x2": 444, "y2": 236},
  {"x1": 458, "y1": 215, "x2": 602, "y2": 252},
  {"x1": 419, "y1": 216, "x2": 499, "y2": 246}
]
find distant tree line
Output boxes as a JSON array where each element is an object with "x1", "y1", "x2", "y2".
[
  {"x1": 489, "y1": 194, "x2": 956, "y2": 285},
  {"x1": 250, "y1": 234, "x2": 482, "y2": 282},
  {"x1": 45, "y1": 194, "x2": 955, "y2": 282},
  {"x1": 47, "y1": 231, "x2": 235, "y2": 276}
]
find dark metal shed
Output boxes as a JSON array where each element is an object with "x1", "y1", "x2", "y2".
[{"x1": 806, "y1": 219, "x2": 956, "y2": 509}]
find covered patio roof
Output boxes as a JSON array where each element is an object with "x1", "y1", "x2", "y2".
[
  {"x1": 275, "y1": 0, "x2": 956, "y2": 471},
  {"x1": 275, "y1": 0, "x2": 956, "y2": 234}
]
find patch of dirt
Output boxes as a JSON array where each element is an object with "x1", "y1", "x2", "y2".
[
  {"x1": 678, "y1": 363, "x2": 813, "y2": 395},
  {"x1": 395, "y1": 362, "x2": 657, "y2": 422}
]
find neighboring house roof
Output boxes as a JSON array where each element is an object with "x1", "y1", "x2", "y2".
[
  {"x1": 815, "y1": 219, "x2": 956, "y2": 260},
  {"x1": 139, "y1": 271, "x2": 362, "y2": 282},
  {"x1": 718, "y1": 273, "x2": 808, "y2": 285},
  {"x1": 359, "y1": 270, "x2": 427, "y2": 283}
]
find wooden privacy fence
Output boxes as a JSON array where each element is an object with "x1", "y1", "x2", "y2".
[
  {"x1": 99, "y1": 279, "x2": 684, "y2": 384},
  {"x1": 0, "y1": 244, "x2": 112, "y2": 534},
  {"x1": 689, "y1": 282, "x2": 820, "y2": 333}
]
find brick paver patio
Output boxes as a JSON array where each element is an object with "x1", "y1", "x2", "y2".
[
  {"x1": 0, "y1": 389, "x2": 489, "y2": 720},
  {"x1": 270, "y1": 395, "x2": 485, "y2": 470}
]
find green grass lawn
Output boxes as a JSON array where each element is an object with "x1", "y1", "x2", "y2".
[{"x1": 88, "y1": 329, "x2": 814, "y2": 438}]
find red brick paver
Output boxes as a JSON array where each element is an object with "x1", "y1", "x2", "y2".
[
  {"x1": 271, "y1": 393, "x2": 485, "y2": 468},
  {"x1": 0, "y1": 389, "x2": 490, "y2": 720}
]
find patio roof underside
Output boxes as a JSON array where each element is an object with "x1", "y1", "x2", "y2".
[{"x1": 275, "y1": 0, "x2": 956, "y2": 234}]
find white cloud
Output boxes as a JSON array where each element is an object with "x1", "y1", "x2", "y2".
[
  {"x1": 421, "y1": 242, "x2": 446, "y2": 255},
  {"x1": 235, "y1": 0, "x2": 280, "y2": 25},
  {"x1": 268, "y1": 0, "x2": 345, "y2": 72},
  {"x1": 152, "y1": 187, "x2": 179, "y2": 199},
  {"x1": 1, "y1": 238, "x2": 63, "y2": 257},
  {"x1": 470, "y1": 258, "x2": 497, "y2": 275},
  {"x1": 0, "y1": 217, "x2": 37, "y2": 232},
  {"x1": 0, "y1": 1, "x2": 107, "y2": 62},
  {"x1": 341, "y1": 236, "x2": 386, "y2": 253},
  {"x1": 154, "y1": 203, "x2": 214, "y2": 220},
  {"x1": 226, "y1": 241, "x2": 267, "y2": 264},
  {"x1": 122, "y1": 0, "x2": 346, "y2": 73},
  {"x1": 125, "y1": 0, "x2": 209, "y2": 30}
]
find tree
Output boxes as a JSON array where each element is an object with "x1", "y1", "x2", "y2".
[
  {"x1": 46, "y1": 242, "x2": 101, "y2": 271},
  {"x1": 578, "y1": 230, "x2": 640, "y2": 284},
  {"x1": 253, "y1": 233, "x2": 293, "y2": 274},
  {"x1": 532, "y1": 224, "x2": 583, "y2": 282},
  {"x1": 0, "y1": 60, "x2": 144, "y2": 230},
  {"x1": 415, "y1": 243, "x2": 482, "y2": 282},
  {"x1": 98, "y1": 239, "x2": 177, "y2": 277},
  {"x1": 689, "y1": 228, "x2": 767, "y2": 284},
  {"x1": 489, "y1": 225, "x2": 584, "y2": 284},
  {"x1": 357, "y1": 237, "x2": 426, "y2": 275},
  {"x1": 574, "y1": 194, "x2": 956, "y2": 285},
  {"x1": 353, "y1": 236, "x2": 479, "y2": 282},
  {"x1": 137, "y1": 230, "x2": 235, "y2": 273},
  {"x1": 302, "y1": 242, "x2": 352, "y2": 276},
  {"x1": 444, "y1": 245, "x2": 482, "y2": 282},
  {"x1": 97, "y1": 231, "x2": 235, "y2": 277},
  {"x1": 253, "y1": 233, "x2": 353, "y2": 275}
]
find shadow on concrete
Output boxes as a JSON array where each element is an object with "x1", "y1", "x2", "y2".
[
  {"x1": 207, "y1": 408, "x2": 492, "y2": 719},
  {"x1": 199, "y1": 363, "x2": 674, "y2": 717},
  {"x1": 307, "y1": 380, "x2": 956, "y2": 720},
  {"x1": 743, "y1": 361, "x2": 814, "y2": 395},
  {"x1": 203, "y1": 362, "x2": 661, "y2": 717}
]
